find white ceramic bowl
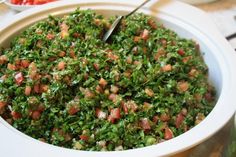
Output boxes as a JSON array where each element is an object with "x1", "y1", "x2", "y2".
[
  {"x1": 0, "y1": 0, "x2": 236, "y2": 157},
  {"x1": 178, "y1": 0, "x2": 219, "y2": 5}
]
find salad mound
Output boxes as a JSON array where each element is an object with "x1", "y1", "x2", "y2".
[{"x1": 0, "y1": 9, "x2": 215, "y2": 151}]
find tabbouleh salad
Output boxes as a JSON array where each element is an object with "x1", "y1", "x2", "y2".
[{"x1": 0, "y1": 8, "x2": 216, "y2": 151}]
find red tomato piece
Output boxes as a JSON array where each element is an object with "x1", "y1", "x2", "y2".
[
  {"x1": 31, "y1": 110, "x2": 41, "y2": 120},
  {"x1": 33, "y1": 0, "x2": 47, "y2": 5},
  {"x1": 11, "y1": 0, "x2": 23, "y2": 5},
  {"x1": 152, "y1": 115, "x2": 159, "y2": 123},
  {"x1": 140, "y1": 118, "x2": 151, "y2": 131},
  {"x1": 68, "y1": 106, "x2": 79, "y2": 115},
  {"x1": 33, "y1": 83, "x2": 40, "y2": 93},
  {"x1": 177, "y1": 49, "x2": 185, "y2": 56},
  {"x1": 164, "y1": 127, "x2": 174, "y2": 140},
  {"x1": 21, "y1": 60, "x2": 30, "y2": 68},
  {"x1": 121, "y1": 101, "x2": 128, "y2": 114},
  {"x1": 141, "y1": 29, "x2": 149, "y2": 40},
  {"x1": 79, "y1": 135, "x2": 89, "y2": 141},
  {"x1": 25, "y1": 86, "x2": 32, "y2": 96},
  {"x1": 46, "y1": 33, "x2": 55, "y2": 40},
  {"x1": 110, "y1": 108, "x2": 120, "y2": 119},
  {"x1": 95, "y1": 108, "x2": 107, "y2": 119},
  {"x1": 107, "y1": 115, "x2": 115, "y2": 123},
  {"x1": 107, "y1": 108, "x2": 121, "y2": 123},
  {"x1": 14, "y1": 72, "x2": 24, "y2": 85},
  {"x1": 175, "y1": 113, "x2": 185, "y2": 128},
  {"x1": 11, "y1": 111, "x2": 22, "y2": 120}
]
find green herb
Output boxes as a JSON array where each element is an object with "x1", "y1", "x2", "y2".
[{"x1": 0, "y1": 8, "x2": 216, "y2": 151}]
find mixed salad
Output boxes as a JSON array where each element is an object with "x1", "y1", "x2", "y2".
[{"x1": 0, "y1": 9, "x2": 216, "y2": 151}]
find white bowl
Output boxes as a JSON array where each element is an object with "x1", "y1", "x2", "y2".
[
  {"x1": 177, "y1": 0, "x2": 219, "y2": 5},
  {"x1": 0, "y1": 0, "x2": 236, "y2": 156}
]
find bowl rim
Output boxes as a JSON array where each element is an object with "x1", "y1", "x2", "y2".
[{"x1": 0, "y1": 0, "x2": 236, "y2": 156}]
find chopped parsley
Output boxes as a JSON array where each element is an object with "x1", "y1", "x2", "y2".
[{"x1": 0, "y1": 8, "x2": 215, "y2": 151}]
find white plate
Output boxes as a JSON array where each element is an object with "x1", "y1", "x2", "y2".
[
  {"x1": 0, "y1": 0, "x2": 236, "y2": 157},
  {"x1": 4, "y1": 0, "x2": 61, "y2": 11}
]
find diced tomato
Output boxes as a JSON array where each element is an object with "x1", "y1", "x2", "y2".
[
  {"x1": 21, "y1": 60, "x2": 30, "y2": 68},
  {"x1": 11, "y1": 111, "x2": 22, "y2": 120},
  {"x1": 188, "y1": 68, "x2": 198, "y2": 77},
  {"x1": 14, "y1": 72, "x2": 24, "y2": 85},
  {"x1": 68, "y1": 106, "x2": 79, "y2": 115},
  {"x1": 40, "y1": 84, "x2": 49, "y2": 93},
  {"x1": 140, "y1": 118, "x2": 151, "y2": 131},
  {"x1": 93, "y1": 63, "x2": 100, "y2": 71},
  {"x1": 148, "y1": 19, "x2": 157, "y2": 29},
  {"x1": 33, "y1": 0, "x2": 48, "y2": 5},
  {"x1": 164, "y1": 127, "x2": 174, "y2": 140},
  {"x1": 37, "y1": 105, "x2": 45, "y2": 112},
  {"x1": 60, "y1": 23, "x2": 69, "y2": 39},
  {"x1": 95, "y1": 85, "x2": 103, "y2": 94},
  {"x1": 107, "y1": 52, "x2": 119, "y2": 61},
  {"x1": 108, "y1": 93, "x2": 118, "y2": 103},
  {"x1": 177, "y1": 49, "x2": 185, "y2": 56},
  {"x1": 69, "y1": 50, "x2": 76, "y2": 58},
  {"x1": 108, "y1": 108, "x2": 121, "y2": 123},
  {"x1": 134, "y1": 36, "x2": 141, "y2": 42},
  {"x1": 110, "y1": 108, "x2": 120, "y2": 119},
  {"x1": 133, "y1": 60, "x2": 141, "y2": 66},
  {"x1": 0, "y1": 55, "x2": 8, "y2": 65},
  {"x1": 160, "y1": 39, "x2": 167, "y2": 47},
  {"x1": 23, "y1": 1, "x2": 34, "y2": 5},
  {"x1": 33, "y1": 83, "x2": 40, "y2": 93},
  {"x1": 79, "y1": 135, "x2": 89, "y2": 141},
  {"x1": 95, "y1": 108, "x2": 107, "y2": 119},
  {"x1": 160, "y1": 113, "x2": 170, "y2": 122},
  {"x1": 8, "y1": 63, "x2": 16, "y2": 70},
  {"x1": 11, "y1": 0, "x2": 23, "y2": 5},
  {"x1": 161, "y1": 64, "x2": 172, "y2": 72},
  {"x1": 57, "y1": 61, "x2": 66, "y2": 70},
  {"x1": 29, "y1": 62, "x2": 37, "y2": 79},
  {"x1": 46, "y1": 33, "x2": 55, "y2": 40},
  {"x1": 124, "y1": 100, "x2": 138, "y2": 113},
  {"x1": 154, "y1": 49, "x2": 165, "y2": 61},
  {"x1": 25, "y1": 86, "x2": 32, "y2": 96},
  {"x1": 177, "y1": 81, "x2": 189, "y2": 92},
  {"x1": 99, "y1": 78, "x2": 108, "y2": 88},
  {"x1": 72, "y1": 32, "x2": 80, "y2": 38},
  {"x1": 141, "y1": 29, "x2": 149, "y2": 40},
  {"x1": 152, "y1": 115, "x2": 159, "y2": 123},
  {"x1": 31, "y1": 110, "x2": 41, "y2": 120},
  {"x1": 84, "y1": 89, "x2": 95, "y2": 99},
  {"x1": 182, "y1": 56, "x2": 192, "y2": 63},
  {"x1": 123, "y1": 71, "x2": 131, "y2": 79},
  {"x1": 175, "y1": 113, "x2": 185, "y2": 128},
  {"x1": 29, "y1": 62, "x2": 37, "y2": 71},
  {"x1": 126, "y1": 56, "x2": 132, "y2": 64},
  {"x1": 121, "y1": 101, "x2": 128, "y2": 114}
]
